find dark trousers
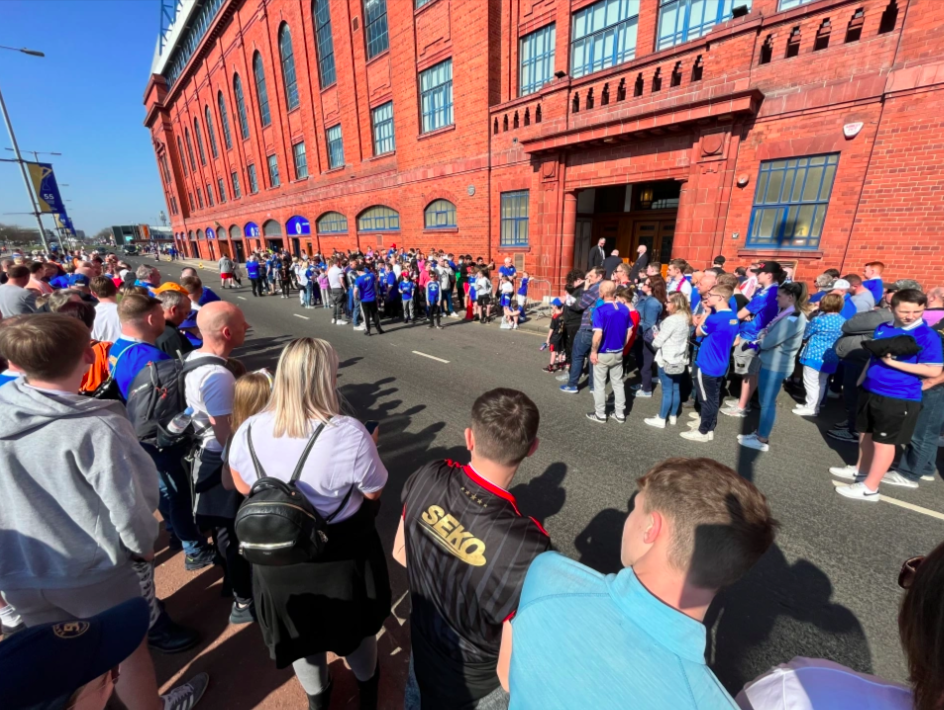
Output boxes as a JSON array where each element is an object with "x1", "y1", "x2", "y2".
[
  {"x1": 898, "y1": 384, "x2": 944, "y2": 481},
  {"x1": 563, "y1": 322, "x2": 580, "y2": 364},
  {"x1": 331, "y1": 288, "x2": 346, "y2": 321},
  {"x1": 635, "y1": 339, "x2": 657, "y2": 393},
  {"x1": 455, "y1": 284, "x2": 465, "y2": 310},
  {"x1": 693, "y1": 365, "x2": 723, "y2": 434},
  {"x1": 143, "y1": 443, "x2": 209, "y2": 557},
  {"x1": 250, "y1": 277, "x2": 264, "y2": 297},
  {"x1": 360, "y1": 300, "x2": 383, "y2": 333},
  {"x1": 843, "y1": 360, "x2": 866, "y2": 432},
  {"x1": 427, "y1": 303, "x2": 441, "y2": 327},
  {"x1": 205, "y1": 517, "x2": 253, "y2": 604}
]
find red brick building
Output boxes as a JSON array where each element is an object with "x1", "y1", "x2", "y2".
[{"x1": 145, "y1": 0, "x2": 944, "y2": 298}]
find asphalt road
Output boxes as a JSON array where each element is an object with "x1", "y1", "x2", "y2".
[{"x1": 139, "y1": 257, "x2": 944, "y2": 709}]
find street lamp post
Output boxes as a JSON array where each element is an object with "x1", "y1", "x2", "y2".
[{"x1": 0, "y1": 45, "x2": 50, "y2": 252}]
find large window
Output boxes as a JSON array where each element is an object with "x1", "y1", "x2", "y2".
[
  {"x1": 217, "y1": 92, "x2": 233, "y2": 149},
  {"x1": 205, "y1": 106, "x2": 219, "y2": 158},
  {"x1": 232, "y1": 170, "x2": 242, "y2": 199},
  {"x1": 358, "y1": 205, "x2": 400, "y2": 231},
  {"x1": 177, "y1": 136, "x2": 188, "y2": 175},
  {"x1": 317, "y1": 211, "x2": 348, "y2": 233},
  {"x1": 778, "y1": 0, "x2": 815, "y2": 9},
  {"x1": 206, "y1": 182, "x2": 214, "y2": 206},
  {"x1": 371, "y1": 102, "x2": 395, "y2": 155},
  {"x1": 658, "y1": 0, "x2": 742, "y2": 50},
  {"x1": 253, "y1": 52, "x2": 272, "y2": 127},
  {"x1": 364, "y1": 0, "x2": 389, "y2": 59},
  {"x1": 184, "y1": 129, "x2": 196, "y2": 170},
  {"x1": 500, "y1": 190, "x2": 530, "y2": 247},
  {"x1": 247, "y1": 164, "x2": 259, "y2": 194},
  {"x1": 197, "y1": 188, "x2": 204, "y2": 209},
  {"x1": 571, "y1": 0, "x2": 640, "y2": 79},
  {"x1": 293, "y1": 140, "x2": 309, "y2": 179},
  {"x1": 194, "y1": 118, "x2": 207, "y2": 165},
  {"x1": 425, "y1": 199, "x2": 457, "y2": 229},
  {"x1": 279, "y1": 24, "x2": 300, "y2": 111},
  {"x1": 520, "y1": 24, "x2": 556, "y2": 96},
  {"x1": 267, "y1": 154, "x2": 280, "y2": 187},
  {"x1": 326, "y1": 125, "x2": 344, "y2": 169},
  {"x1": 416, "y1": 0, "x2": 434, "y2": 7},
  {"x1": 313, "y1": 0, "x2": 337, "y2": 88},
  {"x1": 420, "y1": 59, "x2": 453, "y2": 133},
  {"x1": 217, "y1": 177, "x2": 227, "y2": 203},
  {"x1": 233, "y1": 74, "x2": 250, "y2": 139},
  {"x1": 747, "y1": 154, "x2": 839, "y2": 249}
]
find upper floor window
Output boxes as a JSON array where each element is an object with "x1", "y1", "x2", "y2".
[
  {"x1": 313, "y1": 0, "x2": 337, "y2": 88},
  {"x1": 420, "y1": 59, "x2": 454, "y2": 133},
  {"x1": 193, "y1": 118, "x2": 207, "y2": 165},
  {"x1": 206, "y1": 182, "x2": 214, "y2": 206},
  {"x1": 232, "y1": 170, "x2": 242, "y2": 199},
  {"x1": 217, "y1": 92, "x2": 233, "y2": 149},
  {"x1": 371, "y1": 101, "x2": 395, "y2": 155},
  {"x1": 253, "y1": 52, "x2": 272, "y2": 127},
  {"x1": 520, "y1": 24, "x2": 556, "y2": 96},
  {"x1": 364, "y1": 0, "x2": 389, "y2": 59},
  {"x1": 197, "y1": 188, "x2": 204, "y2": 209},
  {"x1": 358, "y1": 205, "x2": 400, "y2": 231},
  {"x1": 184, "y1": 129, "x2": 196, "y2": 171},
  {"x1": 326, "y1": 125, "x2": 345, "y2": 169},
  {"x1": 176, "y1": 136, "x2": 188, "y2": 175},
  {"x1": 416, "y1": 0, "x2": 434, "y2": 7},
  {"x1": 204, "y1": 106, "x2": 219, "y2": 158},
  {"x1": 658, "y1": 0, "x2": 743, "y2": 50},
  {"x1": 778, "y1": 0, "x2": 815, "y2": 9},
  {"x1": 267, "y1": 154, "x2": 280, "y2": 187},
  {"x1": 500, "y1": 190, "x2": 530, "y2": 247},
  {"x1": 233, "y1": 74, "x2": 251, "y2": 139},
  {"x1": 217, "y1": 177, "x2": 227, "y2": 203},
  {"x1": 317, "y1": 211, "x2": 349, "y2": 233},
  {"x1": 247, "y1": 163, "x2": 259, "y2": 194},
  {"x1": 189, "y1": 192, "x2": 195, "y2": 210},
  {"x1": 425, "y1": 199, "x2": 457, "y2": 229},
  {"x1": 279, "y1": 24, "x2": 300, "y2": 111},
  {"x1": 571, "y1": 0, "x2": 640, "y2": 79},
  {"x1": 293, "y1": 140, "x2": 309, "y2": 179},
  {"x1": 747, "y1": 153, "x2": 839, "y2": 249}
]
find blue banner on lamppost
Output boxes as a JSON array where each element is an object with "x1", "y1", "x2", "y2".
[{"x1": 25, "y1": 161, "x2": 66, "y2": 214}]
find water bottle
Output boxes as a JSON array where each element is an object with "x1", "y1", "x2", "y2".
[
  {"x1": 167, "y1": 407, "x2": 194, "y2": 435},
  {"x1": 540, "y1": 343, "x2": 548, "y2": 351}
]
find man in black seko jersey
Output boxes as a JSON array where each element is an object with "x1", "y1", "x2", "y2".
[{"x1": 393, "y1": 388, "x2": 550, "y2": 710}]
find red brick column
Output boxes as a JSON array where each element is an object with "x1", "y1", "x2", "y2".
[{"x1": 559, "y1": 190, "x2": 578, "y2": 286}]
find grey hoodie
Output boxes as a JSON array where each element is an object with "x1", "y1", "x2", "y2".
[{"x1": 0, "y1": 379, "x2": 159, "y2": 590}]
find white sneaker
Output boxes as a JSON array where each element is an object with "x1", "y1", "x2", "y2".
[
  {"x1": 331, "y1": 318, "x2": 336, "y2": 324},
  {"x1": 513, "y1": 324, "x2": 519, "y2": 330},
  {"x1": 162, "y1": 672, "x2": 209, "y2": 710},
  {"x1": 792, "y1": 407, "x2": 817, "y2": 416},
  {"x1": 681, "y1": 429, "x2": 714, "y2": 442},
  {"x1": 738, "y1": 434, "x2": 769, "y2": 452},
  {"x1": 882, "y1": 471, "x2": 919, "y2": 489},
  {"x1": 721, "y1": 406, "x2": 747, "y2": 418},
  {"x1": 687, "y1": 419, "x2": 700, "y2": 429},
  {"x1": 688, "y1": 412, "x2": 700, "y2": 420},
  {"x1": 353, "y1": 325, "x2": 366, "y2": 331},
  {"x1": 644, "y1": 417, "x2": 666, "y2": 429},
  {"x1": 829, "y1": 464, "x2": 863, "y2": 481},
  {"x1": 336, "y1": 320, "x2": 348, "y2": 326},
  {"x1": 669, "y1": 416, "x2": 677, "y2": 426},
  {"x1": 723, "y1": 397, "x2": 739, "y2": 407},
  {"x1": 450, "y1": 312, "x2": 460, "y2": 318},
  {"x1": 500, "y1": 321, "x2": 512, "y2": 329},
  {"x1": 836, "y1": 481, "x2": 880, "y2": 502}
]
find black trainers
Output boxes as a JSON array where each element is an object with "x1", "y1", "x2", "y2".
[
  {"x1": 184, "y1": 547, "x2": 216, "y2": 572},
  {"x1": 586, "y1": 412, "x2": 607, "y2": 424},
  {"x1": 828, "y1": 428, "x2": 859, "y2": 443},
  {"x1": 160, "y1": 672, "x2": 209, "y2": 710},
  {"x1": 148, "y1": 610, "x2": 200, "y2": 654},
  {"x1": 229, "y1": 600, "x2": 256, "y2": 625}
]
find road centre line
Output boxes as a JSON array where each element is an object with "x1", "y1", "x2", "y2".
[
  {"x1": 237, "y1": 296, "x2": 246, "y2": 300},
  {"x1": 413, "y1": 351, "x2": 450, "y2": 364},
  {"x1": 830, "y1": 480, "x2": 944, "y2": 521},
  {"x1": 293, "y1": 314, "x2": 309, "y2": 320}
]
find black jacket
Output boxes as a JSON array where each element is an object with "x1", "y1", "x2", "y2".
[
  {"x1": 835, "y1": 309, "x2": 894, "y2": 363},
  {"x1": 588, "y1": 246, "x2": 606, "y2": 270},
  {"x1": 602, "y1": 255, "x2": 623, "y2": 279},
  {"x1": 155, "y1": 324, "x2": 194, "y2": 359}
]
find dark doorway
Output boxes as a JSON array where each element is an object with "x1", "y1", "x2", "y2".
[
  {"x1": 267, "y1": 238, "x2": 284, "y2": 252},
  {"x1": 292, "y1": 238, "x2": 301, "y2": 257},
  {"x1": 207, "y1": 241, "x2": 216, "y2": 260},
  {"x1": 233, "y1": 240, "x2": 245, "y2": 262}
]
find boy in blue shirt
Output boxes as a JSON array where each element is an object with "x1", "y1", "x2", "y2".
[
  {"x1": 354, "y1": 266, "x2": 384, "y2": 336},
  {"x1": 862, "y1": 261, "x2": 885, "y2": 305},
  {"x1": 245, "y1": 255, "x2": 263, "y2": 297},
  {"x1": 399, "y1": 273, "x2": 415, "y2": 324},
  {"x1": 426, "y1": 269, "x2": 443, "y2": 329},
  {"x1": 835, "y1": 289, "x2": 944, "y2": 501}
]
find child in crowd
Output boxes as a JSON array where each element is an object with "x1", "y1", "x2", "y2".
[
  {"x1": 543, "y1": 298, "x2": 566, "y2": 373},
  {"x1": 317, "y1": 269, "x2": 330, "y2": 308},
  {"x1": 475, "y1": 269, "x2": 493, "y2": 324},
  {"x1": 500, "y1": 275, "x2": 518, "y2": 330},
  {"x1": 426, "y1": 270, "x2": 443, "y2": 329},
  {"x1": 400, "y1": 272, "x2": 415, "y2": 324}
]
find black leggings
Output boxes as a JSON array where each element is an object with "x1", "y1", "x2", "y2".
[{"x1": 360, "y1": 300, "x2": 383, "y2": 333}]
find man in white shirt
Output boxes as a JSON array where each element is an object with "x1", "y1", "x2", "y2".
[
  {"x1": 90, "y1": 276, "x2": 122, "y2": 343},
  {"x1": 666, "y1": 259, "x2": 693, "y2": 301},
  {"x1": 327, "y1": 259, "x2": 347, "y2": 325}
]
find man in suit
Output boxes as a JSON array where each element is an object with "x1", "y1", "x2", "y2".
[
  {"x1": 628, "y1": 244, "x2": 649, "y2": 283},
  {"x1": 588, "y1": 238, "x2": 607, "y2": 270},
  {"x1": 602, "y1": 250, "x2": 623, "y2": 279}
]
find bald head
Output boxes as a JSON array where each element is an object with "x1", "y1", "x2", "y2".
[{"x1": 196, "y1": 301, "x2": 248, "y2": 353}]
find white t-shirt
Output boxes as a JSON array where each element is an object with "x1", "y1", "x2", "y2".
[
  {"x1": 736, "y1": 658, "x2": 912, "y2": 710},
  {"x1": 92, "y1": 302, "x2": 122, "y2": 343},
  {"x1": 327, "y1": 265, "x2": 344, "y2": 289},
  {"x1": 228, "y1": 412, "x2": 388, "y2": 523},
  {"x1": 476, "y1": 276, "x2": 492, "y2": 296},
  {"x1": 184, "y1": 352, "x2": 235, "y2": 453}
]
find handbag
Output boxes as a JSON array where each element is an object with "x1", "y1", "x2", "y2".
[
  {"x1": 234, "y1": 420, "x2": 354, "y2": 566},
  {"x1": 664, "y1": 361, "x2": 686, "y2": 376}
]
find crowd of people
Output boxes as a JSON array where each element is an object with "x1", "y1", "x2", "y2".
[{"x1": 0, "y1": 243, "x2": 942, "y2": 710}]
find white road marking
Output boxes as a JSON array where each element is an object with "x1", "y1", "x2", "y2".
[
  {"x1": 830, "y1": 480, "x2": 944, "y2": 520},
  {"x1": 412, "y1": 351, "x2": 449, "y2": 364},
  {"x1": 237, "y1": 296, "x2": 246, "y2": 300},
  {"x1": 293, "y1": 314, "x2": 309, "y2": 320},
  {"x1": 391, "y1": 589, "x2": 410, "y2": 626}
]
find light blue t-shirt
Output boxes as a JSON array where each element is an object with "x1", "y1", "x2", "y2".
[{"x1": 509, "y1": 552, "x2": 737, "y2": 710}]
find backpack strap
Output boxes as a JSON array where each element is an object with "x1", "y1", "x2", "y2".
[
  {"x1": 289, "y1": 418, "x2": 330, "y2": 483},
  {"x1": 325, "y1": 484, "x2": 355, "y2": 524}
]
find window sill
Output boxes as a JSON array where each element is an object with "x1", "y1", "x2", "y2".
[
  {"x1": 737, "y1": 247, "x2": 824, "y2": 258},
  {"x1": 417, "y1": 124, "x2": 456, "y2": 141},
  {"x1": 323, "y1": 166, "x2": 346, "y2": 175},
  {"x1": 366, "y1": 50, "x2": 390, "y2": 67},
  {"x1": 292, "y1": 177, "x2": 310, "y2": 183},
  {"x1": 424, "y1": 227, "x2": 458, "y2": 233},
  {"x1": 287, "y1": 106, "x2": 301, "y2": 116},
  {"x1": 320, "y1": 82, "x2": 338, "y2": 94},
  {"x1": 318, "y1": 232, "x2": 349, "y2": 237},
  {"x1": 366, "y1": 151, "x2": 396, "y2": 162},
  {"x1": 499, "y1": 245, "x2": 531, "y2": 253}
]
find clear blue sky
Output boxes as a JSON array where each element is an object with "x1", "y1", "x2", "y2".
[{"x1": 0, "y1": 0, "x2": 164, "y2": 237}]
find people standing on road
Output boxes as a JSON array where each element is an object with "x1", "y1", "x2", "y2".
[
  {"x1": 587, "y1": 280, "x2": 632, "y2": 424},
  {"x1": 846, "y1": 274, "x2": 876, "y2": 313},
  {"x1": 556, "y1": 270, "x2": 586, "y2": 382},
  {"x1": 543, "y1": 298, "x2": 566, "y2": 373},
  {"x1": 226, "y1": 338, "x2": 389, "y2": 710},
  {"x1": 795, "y1": 293, "x2": 845, "y2": 417},
  {"x1": 560, "y1": 267, "x2": 604, "y2": 395},
  {"x1": 356, "y1": 265, "x2": 384, "y2": 336},
  {"x1": 400, "y1": 271, "x2": 416, "y2": 324},
  {"x1": 91, "y1": 275, "x2": 122, "y2": 343},
  {"x1": 426, "y1": 268, "x2": 443, "y2": 330},
  {"x1": 394, "y1": 388, "x2": 549, "y2": 710},
  {"x1": 666, "y1": 259, "x2": 693, "y2": 302},
  {"x1": 506, "y1": 457, "x2": 777, "y2": 709},
  {"x1": 181, "y1": 267, "x2": 222, "y2": 305},
  {"x1": 923, "y1": 287, "x2": 944, "y2": 327},
  {"x1": 646, "y1": 293, "x2": 692, "y2": 429},
  {"x1": 475, "y1": 269, "x2": 494, "y2": 325},
  {"x1": 327, "y1": 258, "x2": 348, "y2": 325},
  {"x1": 246, "y1": 254, "x2": 263, "y2": 297},
  {"x1": 218, "y1": 254, "x2": 236, "y2": 290},
  {"x1": 0, "y1": 265, "x2": 37, "y2": 317},
  {"x1": 631, "y1": 274, "x2": 667, "y2": 399},
  {"x1": 109, "y1": 294, "x2": 170, "y2": 401}
]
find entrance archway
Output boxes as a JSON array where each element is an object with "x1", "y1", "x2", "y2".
[{"x1": 263, "y1": 219, "x2": 283, "y2": 252}]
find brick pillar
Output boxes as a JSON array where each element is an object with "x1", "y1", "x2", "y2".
[{"x1": 559, "y1": 190, "x2": 578, "y2": 286}]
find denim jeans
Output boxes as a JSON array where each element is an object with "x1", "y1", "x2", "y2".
[
  {"x1": 898, "y1": 384, "x2": 944, "y2": 481},
  {"x1": 443, "y1": 290, "x2": 453, "y2": 315},
  {"x1": 303, "y1": 282, "x2": 314, "y2": 306},
  {"x1": 352, "y1": 296, "x2": 362, "y2": 326},
  {"x1": 757, "y1": 368, "x2": 786, "y2": 439},
  {"x1": 143, "y1": 443, "x2": 208, "y2": 557},
  {"x1": 567, "y1": 329, "x2": 595, "y2": 389},
  {"x1": 658, "y1": 367, "x2": 683, "y2": 419}
]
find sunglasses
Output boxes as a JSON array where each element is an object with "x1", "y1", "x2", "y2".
[{"x1": 898, "y1": 556, "x2": 924, "y2": 589}]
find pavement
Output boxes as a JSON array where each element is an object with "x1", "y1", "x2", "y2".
[{"x1": 141, "y1": 256, "x2": 944, "y2": 708}]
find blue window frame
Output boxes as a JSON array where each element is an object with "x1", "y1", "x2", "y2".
[
  {"x1": 520, "y1": 24, "x2": 556, "y2": 96},
  {"x1": 371, "y1": 101, "x2": 395, "y2": 155},
  {"x1": 233, "y1": 75, "x2": 250, "y2": 139},
  {"x1": 500, "y1": 190, "x2": 530, "y2": 247},
  {"x1": 217, "y1": 92, "x2": 233, "y2": 149},
  {"x1": 747, "y1": 153, "x2": 839, "y2": 249},
  {"x1": 313, "y1": 0, "x2": 337, "y2": 88},
  {"x1": 267, "y1": 154, "x2": 280, "y2": 187},
  {"x1": 358, "y1": 206, "x2": 400, "y2": 231},
  {"x1": 364, "y1": 0, "x2": 389, "y2": 59},
  {"x1": 253, "y1": 52, "x2": 271, "y2": 127},
  {"x1": 658, "y1": 0, "x2": 743, "y2": 50},
  {"x1": 217, "y1": 177, "x2": 227, "y2": 203},
  {"x1": 778, "y1": 0, "x2": 815, "y2": 9},
  {"x1": 205, "y1": 106, "x2": 219, "y2": 158},
  {"x1": 326, "y1": 125, "x2": 344, "y2": 169},
  {"x1": 571, "y1": 0, "x2": 640, "y2": 79},
  {"x1": 279, "y1": 24, "x2": 300, "y2": 111},
  {"x1": 317, "y1": 211, "x2": 349, "y2": 233},
  {"x1": 425, "y1": 199, "x2": 457, "y2": 229},
  {"x1": 293, "y1": 141, "x2": 308, "y2": 179},
  {"x1": 247, "y1": 164, "x2": 259, "y2": 194},
  {"x1": 194, "y1": 118, "x2": 207, "y2": 165},
  {"x1": 420, "y1": 59, "x2": 453, "y2": 133},
  {"x1": 232, "y1": 171, "x2": 241, "y2": 199}
]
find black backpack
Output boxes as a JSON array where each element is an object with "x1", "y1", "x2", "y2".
[
  {"x1": 91, "y1": 342, "x2": 149, "y2": 402},
  {"x1": 124, "y1": 355, "x2": 227, "y2": 448},
  {"x1": 234, "y1": 421, "x2": 353, "y2": 566}
]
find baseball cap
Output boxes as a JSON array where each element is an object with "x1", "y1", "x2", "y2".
[
  {"x1": 68, "y1": 274, "x2": 90, "y2": 287},
  {"x1": 831, "y1": 279, "x2": 851, "y2": 290},
  {"x1": 551, "y1": 298, "x2": 563, "y2": 307},
  {"x1": 0, "y1": 597, "x2": 149, "y2": 710},
  {"x1": 153, "y1": 282, "x2": 188, "y2": 295},
  {"x1": 750, "y1": 260, "x2": 784, "y2": 275}
]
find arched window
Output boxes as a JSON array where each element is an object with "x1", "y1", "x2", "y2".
[
  {"x1": 204, "y1": 106, "x2": 219, "y2": 158},
  {"x1": 229, "y1": 225, "x2": 241, "y2": 240},
  {"x1": 424, "y1": 199, "x2": 457, "y2": 228},
  {"x1": 312, "y1": 0, "x2": 337, "y2": 88},
  {"x1": 217, "y1": 91, "x2": 233, "y2": 149},
  {"x1": 233, "y1": 74, "x2": 250, "y2": 139},
  {"x1": 263, "y1": 219, "x2": 282, "y2": 236},
  {"x1": 357, "y1": 205, "x2": 399, "y2": 232},
  {"x1": 184, "y1": 127, "x2": 196, "y2": 171},
  {"x1": 253, "y1": 52, "x2": 272, "y2": 127},
  {"x1": 193, "y1": 118, "x2": 207, "y2": 165},
  {"x1": 176, "y1": 136, "x2": 188, "y2": 175},
  {"x1": 317, "y1": 211, "x2": 348, "y2": 234},
  {"x1": 278, "y1": 24, "x2": 299, "y2": 111}
]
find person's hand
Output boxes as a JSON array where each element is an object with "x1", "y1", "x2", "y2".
[
  {"x1": 371, "y1": 424, "x2": 380, "y2": 445},
  {"x1": 590, "y1": 352, "x2": 599, "y2": 365},
  {"x1": 922, "y1": 379, "x2": 936, "y2": 391},
  {"x1": 883, "y1": 353, "x2": 896, "y2": 364}
]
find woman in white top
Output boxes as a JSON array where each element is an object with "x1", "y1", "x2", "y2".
[
  {"x1": 226, "y1": 338, "x2": 389, "y2": 710},
  {"x1": 646, "y1": 293, "x2": 692, "y2": 428}
]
